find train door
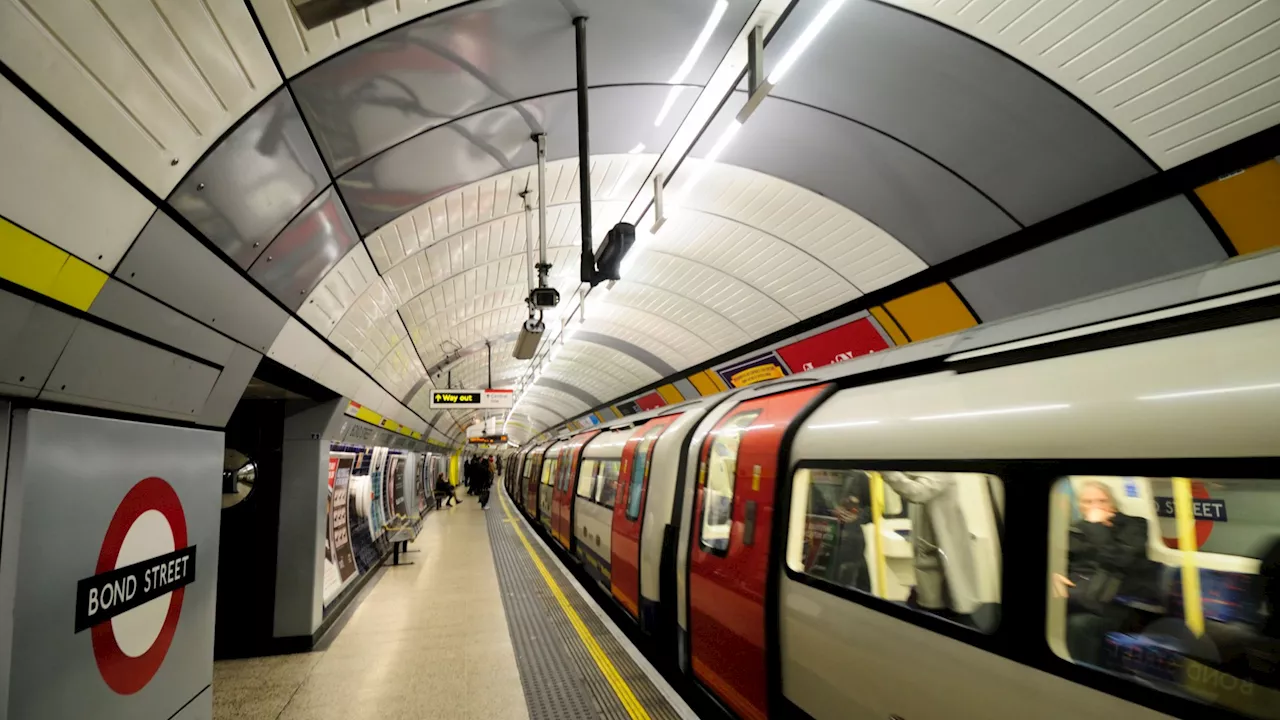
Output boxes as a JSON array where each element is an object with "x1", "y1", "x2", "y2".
[
  {"x1": 554, "y1": 432, "x2": 599, "y2": 549},
  {"x1": 524, "y1": 449, "x2": 542, "y2": 515},
  {"x1": 688, "y1": 386, "x2": 826, "y2": 720},
  {"x1": 612, "y1": 416, "x2": 675, "y2": 619},
  {"x1": 539, "y1": 450, "x2": 559, "y2": 531}
]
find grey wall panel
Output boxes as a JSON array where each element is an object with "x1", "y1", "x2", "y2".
[
  {"x1": 338, "y1": 84, "x2": 697, "y2": 233},
  {"x1": 198, "y1": 345, "x2": 264, "y2": 428},
  {"x1": 762, "y1": 0, "x2": 1152, "y2": 225},
  {"x1": 672, "y1": 377, "x2": 699, "y2": 401},
  {"x1": 952, "y1": 197, "x2": 1228, "y2": 323},
  {"x1": 0, "y1": 399, "x2": 10, "y2": 714},
  {"x1": 0, "y1": 291, "x2": 78, "y2": 398},
  {"x1": 537, "y1": 377, "x2": 601, "y2": 408},
  {"x1": 294, "y1": 0, "x2": 755, "y2": 173},
  {"x1": 697, "y1": 95, "x2": 1020, "y2": 265},
  {"x1": 168, "y1": 90, "x2": 329, "y2": 269},
  {"x1": 89, "y1": 279, "x2": 236, "y2": 366},
  {"x1": 116, "y1": 212, "x2": 289, "y2": 354},
  {"x1": 248, "y1": 188, "x2": 360, "y2": 311},
  {"x1": 41, "y1": 323, "x2": 221, "y2": 420},
  {"x1": 5, "y1": 410, "x2": 221, "y2": 720}
]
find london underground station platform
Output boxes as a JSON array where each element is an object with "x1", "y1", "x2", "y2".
[{"x1": 211, "y1": 493, "x2": 692, "y2": 720}]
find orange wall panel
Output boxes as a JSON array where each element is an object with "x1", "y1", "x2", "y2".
[
  {"x1": 1196, "y1": 160, "x2": 1280, "y2": 256},
  {"x1": 883, "y1": 283, "x2": 978, "y2": 342}
]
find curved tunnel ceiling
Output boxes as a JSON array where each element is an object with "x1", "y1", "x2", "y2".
[{"x1": 1, "y1": 0, "x2": 1276, "y2": 445}]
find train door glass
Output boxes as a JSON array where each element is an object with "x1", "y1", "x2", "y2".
[
  {"x1": 626, "y1": 425, "x2": 665, "y2": 520},
  {"x1": 577, "y1": 460, "x2": 599, "y2": 499},
  {"x1": 595, "y1": 461, "x2": 621, "y2": 509},
  {"x1": 698, "y1": 411, "x2": 760, "y2": 553},
  {"x1": 1046, "y1": 475, "x2": 1280, "y2": 719},
  {"x1": 541, "y1": 458, "x2": 558, "y2": 487},
  {"x1": 784, "y1": 468, "x2": 1004, "y2": 633}
]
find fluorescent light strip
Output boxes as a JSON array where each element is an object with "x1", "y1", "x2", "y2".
[
  {"x1": 654, "y1": 0, "x2": 729, "y2": 127},
  {"x1": 1138, "y1": 382, "x2": 1280, "y2": 401},
  {"x1": 910, "y1": 404, "x2": 1070, "y2": 422},
  {"x1": 769, "y1": 0, "x2": 847, "y2": 84}
]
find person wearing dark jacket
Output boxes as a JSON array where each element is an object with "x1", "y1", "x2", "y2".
[
  {"x1": 434, "y1": 474, "x2": 458, "y2": 509},
  {"x1": 478, "y1": 459, "x2": 493, "y2": 509},
  {"x1": 1053, "y1": 480, "x2": 1154, "y2": 666}
]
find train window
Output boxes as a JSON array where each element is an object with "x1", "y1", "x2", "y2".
[
  {"x1": 595, "y1": 460, "x2": 622, "y2": 509},
  {"x1": 541, "y1": 458, "x2": 558, "y2": 486},
  {"x1": 627, "y1": 425, "x2": 666, "y2": 520},
  {"x1": 1047, "y1": 476, "x2": 1280, "y2": 717},
  {"x1": 786, "y1": 468, "x2": 1004, "y2": 633},
  {"x1": 698, "y1": 411, "x2": 761, "y2": 554},
  {"x1": 577, "y1": 460, "x2": 599, "y2": 499}
]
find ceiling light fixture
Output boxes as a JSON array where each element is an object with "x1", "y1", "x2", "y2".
[
  {"x1": 654, "y1": 0, "x2": 730, "y2": 127},
  {"x1": 770, "y1": 0, "x2": 846, "y2": 84}
]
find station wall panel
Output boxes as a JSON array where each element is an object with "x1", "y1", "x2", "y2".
[
  {"x1": 249, "y1": 189, "x2": 362, "y2": 312},
  {"x1": 672, "y1": 378, "x2": 701, "y2": 402},
  {"x1": 869, "y1": 306, "x2": 909, "y2": 346},
  {"x1": 952, "y1": 197, "x2": 1228, "y2": 323},
  {"x1": 657, "y1": 384, "x2": 684, "y2": 405},
  {"x1": 0, "y1": 76, "x2": 153, "y2": 272},
  {"x1": 0, "y1": 291, "x2": 78, "y2": 398},
  {"x1": 117, "y1": 212, "x2": 289, "y2": 354},
  {"x1": 90, "y1": 279, "x2": 236, "y2": 367},
  {"x1": 0, "y1": 0, "x2": 279, "y2": 194},
  {"x1": 882, "y1": 283, "x2": 978, "y2": 342},
  {"x1": 1196, "y1": 160, "x2": 1280, "y2": 256},
  {"x1": 41, "y1": 323, "x2": 221, "y2": 420},
  {"x1": 199, "y1": 344, "x2": 263, "y2": 428}
]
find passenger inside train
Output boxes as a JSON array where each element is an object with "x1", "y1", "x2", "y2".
[
  {"x1": 791, "y1": 468, "x2": 1004, "y2": 633},
  {"x1": 1048, "y1": 477, "x2": 1280, "y2": 716}
]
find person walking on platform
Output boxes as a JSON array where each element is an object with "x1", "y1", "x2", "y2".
[{"x1": 478, "y1": 459, "x2": 493, "y2": 509}]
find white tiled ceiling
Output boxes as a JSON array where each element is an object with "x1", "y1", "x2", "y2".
[
  {"x1": 887, "y1": 0, "x2": 1280, "y2": 168},
  {"x1": 0, "y1": 0, "x2": 280, "y2": 194}
]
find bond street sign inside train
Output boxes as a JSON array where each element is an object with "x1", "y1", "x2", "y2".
[{"x1": 428, "y1": 389, "x2": 514, "y2": 409}]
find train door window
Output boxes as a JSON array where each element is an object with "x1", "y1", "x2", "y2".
[
  {"x1": 785, "y1": 467, "x2": 1003, "y2": 633},
  {"x1": 697, "y1": 411, "x2": 760, "y2": 553},
  {"x1": 595, "y1": 460, "x2": 621, "y2": 509},
  {"x1": 1047, "y1": 475, "x2": 1280, "y2": 718},
  {"x1": 558, "y1": 451, "x2": 574, "y2": 492},
  {"x1": 627, "y1": 425, "x2": 665, "y2": 520},
  {"x1": 577, "y1": 460, "x2": 599, "y2": 499},
  {"x1": 541, "y1": 458, "x2": 558, "y2": 486}
]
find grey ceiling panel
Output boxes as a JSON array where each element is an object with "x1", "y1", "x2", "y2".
[
  {"x1": 0, "y1": 291, "x2": 78, "y2": 398},
  {"x1": 199, "y1": 344, "x2": 264, "y2": 428},
  {"x1": 952, "y1": 197, "x2": 1228, "y2": 323},
  {"x1": 89, "y1": 279, "x2": 236, "y2": 366},
  {"x1": 168, "y1": 90, "x2": 329, "y2": 269},
  {"x1": 41, "y1": 323, "x2": 220, "y2": 420},
  {"x1": 695, "y1": 95, "x2": 1019, "y2": 265},
  {"x1": 339, "y1": 84, "x2": 697, "y2": 233},
  {"x1": 535, "y1": 377, "x2": 601, "y2": 408},
  {"x1": 294, "y1": 0, "x2": 754, "y2": 174},
  {"x1": 116, "y1": 211, "x2": 290, "y2": 354},
  {"x1": 578, "y1": 330, "x2": 676, "y2": 376},
  {"x1": 248, "y1": 188, "x2": 361, "y2": 310},
  {"x1": 759, "y1": 0, "x2": 1153, "y2": 225}
]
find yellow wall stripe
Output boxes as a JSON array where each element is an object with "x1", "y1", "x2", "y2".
[
  {"x1": 1196, "y1": 160, "x2": 1280, "y2": 255},
  {"x1": 499, "y1": 494, "x2": 652, "y2": 720},
  {"x1": 0, "y1": 217, "x2": 107, "y2": 311},
  {"x1": 656, "y1": 383, "x2": 684, "y2": 405},
  {"x1": 869, "y1": 306, "x2": 909, "y2": 346},
  {"x1": 884, "y1": 283, "x2": 978, "y2": 342},
  {"x1": 354, "y1": 405, "x2": 383, "y2": 426},
  {"x1": 687, "y1": 371, "x2": 719, "y2": 397}
]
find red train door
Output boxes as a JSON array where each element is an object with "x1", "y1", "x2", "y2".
[
  {"x1": 688, "y1": 386, "x2": 825, "y2": 720},
  {"x1": 554, "y1": 432, "x2": 598, "y2": 549},
  {"x1": 611, "y1": 415, "x2": 677, "y2": 619},
  {"x1": 524, "y1": 451, "x2": 541, "y2": 515}
]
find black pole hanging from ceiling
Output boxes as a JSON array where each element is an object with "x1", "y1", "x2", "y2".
[
  {"x1": 574, "y1": 16, "x2": 594, "y2": 284},
  {"x1": 487, "y1": 341, "x2": 492, "y2": 389}
]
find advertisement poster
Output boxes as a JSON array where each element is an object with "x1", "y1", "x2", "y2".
[
  {"x1": 368, "y1": 447, "x2": 387, "y2": 538},
  {"x1": 390, "y1": 455, "x2": 408, "y2": 519},
  {"x1": 414, "y1": 455, "x2": 429, "y2": 515},
  {"x1": 616, "y1": 400, "x2": 641, "y2": 417},
  {"x1": 327, "y1": 456, "x2": 359, "y2": 598},
  {"x1": 717, "y1": 352, "x2": 788, "y2": 388},
  {"x1": 776, "y1": 317, "x2": 890, "y2": 373}
]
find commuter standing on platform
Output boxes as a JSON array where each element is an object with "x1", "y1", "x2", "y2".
[{"x1": 479, "y1": 458, "x2": 493, "y2": 509}]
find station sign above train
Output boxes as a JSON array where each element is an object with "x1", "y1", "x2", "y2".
[
  {"x1": 468, "y1": 435, "x2": 508, "y2": 445},
  {"x1": 429, "y1": 389, "x2": 514, "y2": 409}
]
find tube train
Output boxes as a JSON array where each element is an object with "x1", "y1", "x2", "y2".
[{"x1": 501, "y1": 276, "x2": 1280, "y2": 720}]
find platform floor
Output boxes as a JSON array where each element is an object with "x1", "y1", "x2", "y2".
[{"x1": 212, "y1": 491, "x2": 688, "y2": 720}]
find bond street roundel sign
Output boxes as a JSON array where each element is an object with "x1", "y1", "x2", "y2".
[{"x1": 74, "y1": 477, "x2": 197, "y2": 695}]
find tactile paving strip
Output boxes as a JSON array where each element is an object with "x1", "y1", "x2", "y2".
[{"x1": 487, "y1": 496, "x2": 683, "y2": 720}]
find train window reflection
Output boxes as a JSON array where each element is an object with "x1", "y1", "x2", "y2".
[
  {"x1": 1047, "y1": 476, "x2": 1280, "y2": 718},
  {"x1": 699, "y1": 411, "x2": 761, "y2": 553},
  {"x1": 577, "y1": 460, "x2": 599, "y2": 499},
  {"x1": 541, "y1": 458, "x2": 558, "y2": 487},
  {"x1": 786, "y1": 468, "x2": 1003, "y2": 633},
  {"x1": 627, "y1": 425, "x2": 665, "y2": 521},
  {"x1": 595, "y1": 461, "x2": 621, "y2": 509}
]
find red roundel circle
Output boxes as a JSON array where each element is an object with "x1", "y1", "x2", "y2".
[
  {"x1": 92, "y1": 477, "x2": 188, "y2": 695},
  {"x1": 1161, "y1": 481, "x2": 1214, "y2": 550}
]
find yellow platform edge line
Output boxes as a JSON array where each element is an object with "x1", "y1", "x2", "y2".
[{"x1": 498, "y1": 494, "x2": 653, "y2": 720}]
